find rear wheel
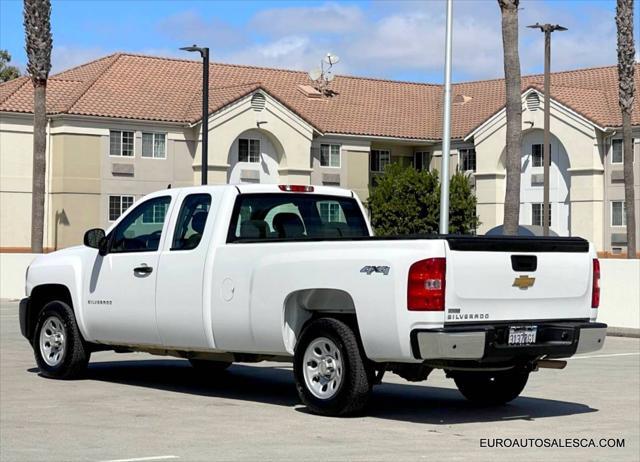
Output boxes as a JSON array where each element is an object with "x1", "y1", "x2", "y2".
[
  {"x1": 34, "y1": 300, "x2": 90, "y2": 379},
  {"x1": 452, "y1": 369, "x2": 529, "y2": 405},
  {"x1": 188, "y1": 359, "x2": 232, "y2": 373},
  {"x1": 294, "y1": 318, "x2": 372, "y2": 416}
]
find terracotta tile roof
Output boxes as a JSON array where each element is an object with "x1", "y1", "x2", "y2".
[{"x1": 1, "y1": 52, "x2": 637, "y2": 139}]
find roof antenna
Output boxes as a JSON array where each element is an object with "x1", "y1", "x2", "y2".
[
  {"x1": 167, "y1": 184, "x2": 171, "y2": 189},
  {"x1": 307, "y1": 52, "x2": 340, "y2": 96}
]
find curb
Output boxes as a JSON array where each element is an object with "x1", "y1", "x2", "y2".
[{"x1": 606, "y1": 327, "x2": 640, "y2": 338}]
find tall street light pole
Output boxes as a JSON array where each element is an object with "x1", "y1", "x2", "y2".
[
  {"x1": 439, "y1": 0, "x2": 454, "y2": 235},
  {"x1": 527, "y1": 23, "x2": 567, "y2": 236},
  {"x1": 181, "y1": 45, "x2": 210, "y2": 185}
]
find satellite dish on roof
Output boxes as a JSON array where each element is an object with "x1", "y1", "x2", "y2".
[
  {"x1": 324, "y1": 53, "x2": 340, "y2": 65},
  {"x1": 308, "y1": 68, "x2": 322, "y2": 81},
  {"x1": 307, "y1": 53, "x2": 341, "y2": 96}
]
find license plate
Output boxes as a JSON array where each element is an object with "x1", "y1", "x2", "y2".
[{"x1": 508, "y1": 326, "x2": 537, "y2": 345}]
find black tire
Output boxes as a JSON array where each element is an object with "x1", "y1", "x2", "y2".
[
  {"x1": 188, "y1": 359, "x2": 232, "y2": 373},
  {"x1": 33, "y1": 300, "x2": 90, "y2": 379},
  {"x1": 293, "y1": 317, "x2": 372, "y2": 416},
  {"x1": 453, "y1": 369, "x2": 529, "y2": 405}
]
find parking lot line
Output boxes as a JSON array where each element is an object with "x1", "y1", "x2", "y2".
[
  {"x1": 99, "y1": 456, "x2": 179, "y2": 462},
  {"x1": 568, "y1": 352, "x2": 640, "y2": 360}
]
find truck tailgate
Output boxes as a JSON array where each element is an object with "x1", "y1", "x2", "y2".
[{"x1": 444, "y1": 236, "x2": 593, "y2": 323}]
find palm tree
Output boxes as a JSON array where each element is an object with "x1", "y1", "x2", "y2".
[
  {"x1": 616, "y1": 0, "x2": 637, "y2": 258},
  {"x1": 498, "y1": 0, "x2": 523, "y2": 235},
  {"x1": 24, "y1": 0, "x2": 52, "y2": 253}
]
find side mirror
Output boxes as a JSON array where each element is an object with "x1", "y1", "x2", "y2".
[{"x1": 84, "y1": 228, "x2": 108, "y2": 255}]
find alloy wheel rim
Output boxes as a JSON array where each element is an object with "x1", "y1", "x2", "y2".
[
  {"x1": 39, "y1": 316, "x2": 66, "y2": 367},
  {"x1": 302, "y1": 337, "x2": 343, "y2": 400}
]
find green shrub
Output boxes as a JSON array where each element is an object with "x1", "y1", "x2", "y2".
[{"x1": 366, "y1": 163, "x2": 480, "y2": 236}]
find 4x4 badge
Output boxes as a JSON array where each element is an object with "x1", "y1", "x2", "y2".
[
  {"x1": 360, "y1": 266, "x2": 390, "y2": 276},
  {"x1": 513, "y1": 275, "x2": 535, "y2": 290}
]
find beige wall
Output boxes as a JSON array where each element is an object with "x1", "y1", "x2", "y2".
[
  {"x1": 201, "y1": 91, "x2": 314, "y2": 186},
  {"x1": 309, "y1": 136, "x2": 372, "y2": 195},
  {"x1": 0, "y1": 114, "x2": 49, "y2": 249},
  {"x1": 0, "y1": 117, "x2": 34, "y2": 249},
  {"x1": 49, "y1": 132, "x2": 102, "y2": 248},
  {"x1": 345, "y1": 149, "x2": 371, "y2": 202},
  {"x1": 430, "y1": 142, "x2": 474, "y2": 176},
  {"x1": 0, "y1": 114, "x2": 203, "y2": 250},
  {"x1": 602, "y1": 133, "x2": 640, "y2": 253},
  {"x1": 471, "y1": 92, "x2": 605, "y2": 247}
]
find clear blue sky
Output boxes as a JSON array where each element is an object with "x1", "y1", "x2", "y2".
[{"x1": 0, "y1": 0, "x2": 634, "y2": 83}]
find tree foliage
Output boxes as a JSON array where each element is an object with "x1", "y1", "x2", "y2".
[
  {"x1": 0, "y1": 50, "x2": 21, "y2": 82},
  {"x1": 24, "y1": 0, "x2": 52, "y2": 84},
  {"x1": 367, "y1": 163, "x2": 480, "y2": 236}
]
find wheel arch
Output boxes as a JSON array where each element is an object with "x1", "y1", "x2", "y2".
[
  {"x1": 27, "y1": 284, "x2": 74, "y2": 342},
  {"x1": 282, "y1": 288, "x2": 359, "y2": 355}
]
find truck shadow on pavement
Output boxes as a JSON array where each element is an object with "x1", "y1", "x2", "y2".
[{"x1": 34, "y1": 359, "x2": 597, "y2": 425}]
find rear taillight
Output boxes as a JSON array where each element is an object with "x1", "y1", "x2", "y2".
[
  {"x1": 278, "y1": 184, "x2": 314, "y2": 192},
  {"x1": 408, "y1": 258, "x2": 446, "y2": 311},
  {"x1": 591, "y1": 258, "x2": 600, "y2": 308}
]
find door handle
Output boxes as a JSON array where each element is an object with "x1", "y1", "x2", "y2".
[{"x1": 133, "y1": 263, "x2": 153, "y2": 275}]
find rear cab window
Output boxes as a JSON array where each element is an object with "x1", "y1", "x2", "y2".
[{"x1": 227, "y1": 193, "x2": 369, "y2": 242}]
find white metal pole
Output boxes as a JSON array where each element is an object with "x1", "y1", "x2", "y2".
[{"x1": 439, "y1": 0, "x2": 454, "y2": 235}]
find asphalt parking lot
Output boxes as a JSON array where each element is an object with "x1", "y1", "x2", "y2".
[{"x1": 1, "y1": 300, "x2": 638, "y2": 462}]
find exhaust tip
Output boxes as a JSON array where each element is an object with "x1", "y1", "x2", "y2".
[{"x1": 536, "y1": 359, "x2": 568, "y2": 370}]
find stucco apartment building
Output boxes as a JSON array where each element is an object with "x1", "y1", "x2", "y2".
[{"x1": 0, "y1": 53, "x2": 638, "y2": 254}]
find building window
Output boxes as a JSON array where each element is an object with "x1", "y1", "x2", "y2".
[
  {"x1": 142, "y1": 133, "x2": 166, "y2": 159},
  {"x1": 531, "y1": 203, "x2": 551, "y2": 227},
  {"x1": 611, "y1": 201, "x2": 626, "y2": 226},
  {"x1": 459, "y1": 148, "x2": 476, "y2": 172},
  {"x1": 414, "y1": 151, "x2": 430, "y2": 171},
  {"x1": 109, "y1": 195, "x2": 134, "y2": 221},
  {"x1": 611, "y1": 139, "x2": 623, "y2": 164},
  {"x1": 611, "y1": 139, "x2": 635, "y2": 164},
  {"x1": 320, "y1": 144, "x2": 341, "y2": 168},
  {"x1": 370, "y1": 149, "x2": 390, "y2": 173},
  {"x1": 531, "y1": 144, "x2": 546, "y2": 167},
  {"x1": 142, "y1": 201, "x2": 169, "y2": 224},
  {"x1": 239, "y1": 138, "x2": 260, "y2": 163},
  {"x1": 110, "y1": 130, "x2": 134, "y2": 157},
  {"x1": 318, "y1": 201, "x2": 344, "y2": 223}
]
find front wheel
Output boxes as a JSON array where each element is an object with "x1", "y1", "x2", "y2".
[
  {"x1": 33, "y1": 300, "x2": 90, "y2": 379},
  {"x1": 293, "y1": 318, "x2": 372, "y2": 416},
  {"x1": 452, "y1": 369, "x2": 529, "y2": 405}
]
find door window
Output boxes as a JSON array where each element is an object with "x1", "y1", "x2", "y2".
[
  {"x1": 109, "y1": 196, "x2": 171, "y2": 253},
  {"x1": 171, "y1": 194, "x2": 212, "y2": 250}
]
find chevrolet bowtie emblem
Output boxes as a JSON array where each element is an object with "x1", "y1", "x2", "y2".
[{"x1": 513, "y1": 275, "x2": 536, "y2": 290}]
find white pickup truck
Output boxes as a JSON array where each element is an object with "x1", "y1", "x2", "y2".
[{"x1": 20, "y1": 184, "x2": 606, "y2": 416}]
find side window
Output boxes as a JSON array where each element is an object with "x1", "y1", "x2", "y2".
[
  {"x1": 109, "y1": 196, "x2": 171, "y2": 253},
  {"x1": 228, "y1": 194, "x2": 369, "y2": 242},
  {"x1": 171, "y1": 194, "x2": 212, "y2": 250}
]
